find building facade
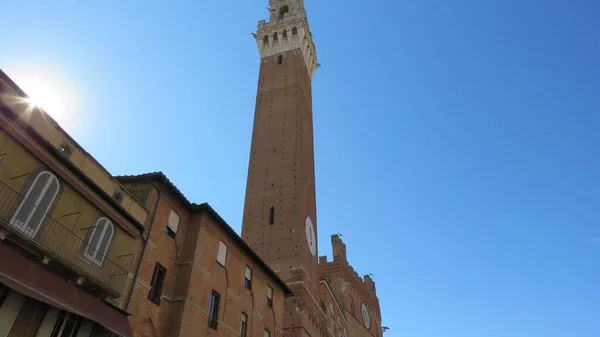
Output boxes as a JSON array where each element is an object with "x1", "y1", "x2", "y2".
[
  {"x1": 0, "y1": 70, "x2": 293, "y2": 337},
  {"x1": 0, "y1": 1, "x2": 384, "y2": 336},
  {"x1": 0, "y1": 70, "x2": 146, "y2": 336},
  {"x1": 242, "y1": 2, "x2": 383, "y2": 337},
  {"x1": 116, "y1": 173, "x2": 292, "y2": 337}
]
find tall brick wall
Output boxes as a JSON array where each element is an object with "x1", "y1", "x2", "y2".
[
  {"x1": 126, "y1": 184, "x2": 287, "y2": 337},
  {"x1": 241, "y1": 50, "x2": 318, "y2": 291}
]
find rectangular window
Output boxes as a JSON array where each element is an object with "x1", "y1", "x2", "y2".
[
  {"x1": 208, "y1": 291, "x2": 221, "y2": 330},
  {"x1": 244, "y1": 266, "x2": 252, "y2": 290},
  {"x1": 266, "y1": 286, "x2": 273, "y2": 308},
  {"x1": 217, "y1": 241, "x2": 227, "y2": 267},
  {"x1": 51, "y1": 310, "x2": 82, "y2": 337},
  {"x1": 148, "y1": 263, "x2": 166, "y2": 304},
  {"x1": 240, "y1": 313, "x2": 248, "y2": 337},
  {"x1": 166, "y1": 209, "x2": 180, "y2": 239},
  {"x1": 264, "y1": 329, "x2": 271, "y2": 337}
]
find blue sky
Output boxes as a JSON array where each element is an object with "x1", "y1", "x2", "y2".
[{"x1": 2, "y1": 0, "x2": 600, "y2": 336}]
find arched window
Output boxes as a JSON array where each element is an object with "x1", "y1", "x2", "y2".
[
  {"x1": 282, "y1": 30, "x2": 288, "y2": 39},
  {"x1": 279, "y1": 5, "x2": 289, "y2": 18},
  {"x1": 292, "y1": 27, "x2": 298, "y2": 35},
  {"x1": 349, "y1": 298, "x2": 355, "y2": 315},
  {"x1": 10, "y1": 171, "x2": 60, "y2": 238},
  {"x1": 263, "y1": 36, "x2": 269, "y2": 45},
  {"x1": 273, "y1": 32, "x2": 279, "y2": 41},
  {"x1": 84, "y1": 218, "x2": 114, "y2": 265}
]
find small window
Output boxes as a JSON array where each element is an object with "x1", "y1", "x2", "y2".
[
  {"x1": 240, "y1": 313, "x2": 248, "y2": 337},
  {"x1": 266, "y1": 286, "x2": 273, "y2": 308},
  {"x1": 166, "y1": 209, "x2": 179, "y2": 239},
  {"x1": 263, "y1": 36, "x2": 269, "y2": 44},
  {"x1": 269, "y1": 206, "x2": 275, "y2": 225},
  {"x1": 244, "y1": 266, "x2": 252, "y2": 290},
  {"x1": 217, "y1": 241, "x2": 227, "y2": 267},
  {"x1": 148, "y1": 263, "x2": 166, "y2": 304},
  {"x1": 264, "y1": 329, "x2": 271, "y2": 337},
  {"x1": 165, "y1": 226, "x2": 176, "y2": 239},
  {"x1": 278, "y1": 55, "x2": 283, "y2": 65},
  {"x1": 292, "y1": 27, "x2": 298, "y2": 35},
  {"x1": 58, "y1": 143, "x2": 72, "y2": 158},
  {"x1": 279, "y1": 5, "x2": 289, "y2": 17},
  {"x1": 208, "y1": 291, "x2": 221, "y2": 329},
  {"x1": 113, "y1": 191, "x2": 124, "y2": 204}
]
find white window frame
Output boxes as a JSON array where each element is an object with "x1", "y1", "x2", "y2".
[
  {"x1": 217, "y1": 241, "x2": 227, "y2": 267},
  {"x1": 10, "y1": 171, "x2": 60, "y2": 238},
  {"x1": 84, "y1": 218, "x2": 115, "y2": 265}
]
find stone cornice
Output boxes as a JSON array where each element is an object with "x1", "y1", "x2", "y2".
[{"x1": 254, "y1": 9, "x2": 319, "y2": 77}]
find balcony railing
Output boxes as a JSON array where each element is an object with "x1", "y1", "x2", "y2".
[{"x1": 0, "y1": 180, "x2": 129, "y2": 297}]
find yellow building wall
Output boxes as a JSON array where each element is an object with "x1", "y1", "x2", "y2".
[
  {"x1": 0, "y1": 78, "x2": 148, "y2": 226},
  {"x1": 0, "y1": 128, "x2": 141, "y2": 298}
]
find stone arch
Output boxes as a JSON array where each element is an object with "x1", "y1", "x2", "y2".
[{"x1": 134, "y1": 317, "x2": 157, "y2": 337}]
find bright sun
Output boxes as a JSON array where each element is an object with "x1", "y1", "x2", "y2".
[
  {"x1": 19, "y1": 77, "x2": 66, "y2": 119},
  {"x1": 5, "y1": 63, "x2": 81, "y2": 131}
]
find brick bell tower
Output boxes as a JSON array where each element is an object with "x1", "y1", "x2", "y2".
[{"x1": 241, "y1": 0, "x2": 321, "y2": 335}]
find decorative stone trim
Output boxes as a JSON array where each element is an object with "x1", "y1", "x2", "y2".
[{"x1": 254, "y1": 3, "x2": 319, "y2": 77}]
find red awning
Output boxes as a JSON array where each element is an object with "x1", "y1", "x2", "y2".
[{"x1": 0, "y1": 244, "x2": 133, "y2": 337}]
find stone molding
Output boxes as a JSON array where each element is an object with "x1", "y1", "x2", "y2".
[{"x1": 254, "y1": 7, "x2": 319, "y2": 77}]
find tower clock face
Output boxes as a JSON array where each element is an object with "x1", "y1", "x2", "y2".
[
  {"x1": 305, "y1": 216, "x2": 316, "y2": 256},
  {"x1": 361, "y1": 303, "x2": 371, "y2": 329}
]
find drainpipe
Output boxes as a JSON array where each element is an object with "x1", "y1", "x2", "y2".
[{"x1": 124, "y1": 180, "x2": 163, "y2": 311}]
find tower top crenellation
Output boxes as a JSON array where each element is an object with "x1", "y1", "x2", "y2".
[{"x1": 254, "y1": 0, "x2": 319, "y2": 77}]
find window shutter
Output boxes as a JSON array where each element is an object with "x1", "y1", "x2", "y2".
[
  {"x1": 217, "y1": 241, "x2": 227, "y2": 266},
  {"x1": 168, "y1": 210, "x2": 180, "y2": 233},
  {"x1": 245, "y1": 266, "x2": 252, "y2": 280}
]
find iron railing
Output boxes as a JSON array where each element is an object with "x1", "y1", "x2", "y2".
[{"x1": 0, "y1": 180, "x2": 129, "y2": 297}]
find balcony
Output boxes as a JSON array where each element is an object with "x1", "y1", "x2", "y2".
[{"x1": 0, "y1": 180, "x2": 129, "y2": 298}]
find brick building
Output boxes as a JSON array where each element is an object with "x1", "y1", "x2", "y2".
[{"x1": 116, "y1": 172, "x2": 292, "y2": 337}]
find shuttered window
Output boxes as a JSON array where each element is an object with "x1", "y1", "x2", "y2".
[
  {"x1": 267, "y1": 286, "x2": 273, "y2": 308},
  {"x1": 84, "y1": 218, "x2": 114, "y2": 265},
  {"x1": 208, "y1": 291, "x2": 220, "y2": 329},
  {"x1": 244, "y1": 266, "x2": 252, "y2": 289},
  {"x1": 217, "y1": 241, "x2": 227, "y2": 267},
  {"x1": 166, "y1": 209, "x2": 180, "y2": 239},
  {"x1": 10, "y1": 171, "x2": 60, "y2": 237},
  {"x1": 240, "y1": 313, "x2": 248, "y2": 337}
]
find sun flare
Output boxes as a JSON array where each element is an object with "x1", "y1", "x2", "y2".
[
  {"x1": 20, "y1": 77, "x2": 66, "y2": 119},
  {"x1": 5, "y1": 63, "x2": 82, "y2": 131}
]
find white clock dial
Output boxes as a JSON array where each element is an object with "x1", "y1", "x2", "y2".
[
  {"x1": 305, "y1": 216, "x2": 316, "y2": 256},
  {"x1": 361, "y1": 303, "x2": 371, "y2": 329}
]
